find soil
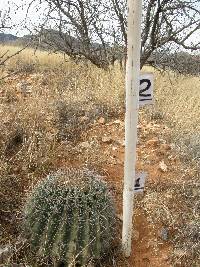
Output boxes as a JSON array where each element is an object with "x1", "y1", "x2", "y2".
[{"x1": 58, "y1": 117, "x2": 180, "y2": 267}]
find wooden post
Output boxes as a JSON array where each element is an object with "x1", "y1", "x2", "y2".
[{"x1": 122, "y1": 0, "x2": 143, "y2": 257}]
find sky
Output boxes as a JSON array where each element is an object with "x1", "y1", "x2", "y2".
[
  {"x1": 0, "y1": 0, "x2": 46, "y2": 36},
  {"x1": 0, "y1": 0, "x2": 199, "y2": 48}
]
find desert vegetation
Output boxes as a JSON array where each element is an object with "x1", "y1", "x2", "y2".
[
  {"x1": 0, "y1": 45, "x2": 199, "y2": 266},
  {"x1": 0, "y1": 0, "x2": 200, "y2": 267},
  {"x1": 0, "y1": 1, "x2": 200, "y2": 266}
]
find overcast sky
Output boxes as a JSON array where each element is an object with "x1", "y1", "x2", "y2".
[
  {"x1": 0, "y1": 0, "x2": 46, "y2": 36},
  {"x1": 0, "y1": 0, "x2": 199, "y2": 47}
]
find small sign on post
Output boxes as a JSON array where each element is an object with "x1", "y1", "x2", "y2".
[
  {"x1": 139, "y1": 73, "x2": 154, "y2": 106},
  {"x1": 134, "y1": 172, "x2": 147, "y2": 193}
]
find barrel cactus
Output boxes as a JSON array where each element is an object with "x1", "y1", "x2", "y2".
[{"x1": 24, "y1": 168, "x2": 116, "y2": 266}]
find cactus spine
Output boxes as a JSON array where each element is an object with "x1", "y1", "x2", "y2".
[{"x1": 24, "y1": 169, "x2": 116, "y2": 266}]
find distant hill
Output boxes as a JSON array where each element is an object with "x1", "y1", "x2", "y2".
[
  {"x1": 0, "y1": 31, "x2": 199, "y2": 75},
  {"x1": 0, "y1": 33, "x2": 19, "y2": 43},
  {"x1": 0, "y1": 30, "x2": 101, "y2": 52},
  {"x1": 3, "y1": 29, "x2": 106, "y2": 57}
]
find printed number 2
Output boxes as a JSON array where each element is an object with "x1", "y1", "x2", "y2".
[{"x1": 139, "y1": 79, "x2": 151, "y2": 97}]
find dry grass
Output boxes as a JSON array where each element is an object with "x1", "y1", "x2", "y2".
[
  {"x1": 0, "y1": 45, "x2": 199, "y2": 266},
  {"x1": 144, "y1": 67, "x2": 200, "y2": 161},
  {"x1": 0, "y1": 45, "x2": 66, "y2": 74},
  {"x1": 140, "y1": 67, "x2": 200, "y2": 266},
  {"x1": 141, "y1": 174, "x2": 200, "y2": 266},
  {"x1": 0, "y1": 45, "x2": 125, "y2": 252}
]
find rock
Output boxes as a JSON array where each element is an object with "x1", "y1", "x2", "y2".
[
  {"x1": 98, "y1": 117, "x2": 105, "y2": 124},
  {"x1": 16, "y1": 81, "x2": 32, "y2": 95},
  {"x1": 146, "y1": 138, "x2": 159, "y2": 147},
  {"x1": 101, "y1": 136, "x2": 112, "y2": 144},
  {"x1": 133, "y1": 230, "x2": 140, "y2": 241},
  {"x1": 21, "y1": 166, "x2": 27, "y2": 171},
  {"x1": 159, "y1": 160, "x2": 168, "y2": 172},
  {"x1": 137, "y1": 124, "x2": 142, "y2": 129},
  {"x1": 117, "y1": 140, "x2": 125, "y2": 147},
  {"x1": 168, "y1": 155, "x2": 178, "y2": 163},
  {"x1": 113, "y1": 119, "x2": 123, "y2": 126},
  {"x1": 79, "y1": 141, "x2": 90, "y2": 149},
  {"x1": 160, "y1": 144, "x2": 171, "y2": 151},
  {"x1": 159, "y1": 228, "x2": 169, "y2": 241},
  {"x1": 116, "y1": 214, "x2": 123, "y2": 221},
  {"x1": 146, "y1": 240, "x2": 155, "y2": 249}
]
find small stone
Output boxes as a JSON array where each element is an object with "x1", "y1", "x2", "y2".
[
  {"x1": 13, "y1": 167, "x2": 20, "y2": 172},
  {"x1": 79, "y1": 141, "x2": 90, "y2": 149},
  {"x1": 159, "y1": 160, "x2": 168, "y2": 172},
  {"x1": 137, "y1": 124, "x2": 143, "y2": 129},
  {"x1": 159, "y1": 228, "x2": 169, "y2": 241},
  {"x1": 22, "y1": 166, "x2": 27, "y2": 171},
  {"x1": 146, "y1": 240, "x2": 155, "y2": 249},
  {"x1": 133, "y1": 230, "x2": 140, "y2": 241},
  {"x1": 16, "y1": 81, "x2": 32, "y2": 94},
  {"x1": 146, "y1": 138, "x2": 159, "y2": 147},
  {"x1": 168, "y1": 155, "x2": 178, "y2": 163},
  {"x1": 102, "y1": 136, "x2": 112, "y2": 144},
  {"x1": 116, "y1": 214, "x2": 123, "y2": 221},
  {"x1": 117, "y1": 140, "x2": 125, "y2": 147},
  {"x1": 98, "y1": 117, "x2": 105, "y2": 124},
  {"x1": 160, "y1": 144, "x2": 171, "y2": 151},
  {"x1": 113, "y1": 119, "x2": 123, "y2": 125}
]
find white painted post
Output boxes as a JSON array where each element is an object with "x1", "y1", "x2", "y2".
[{"x1": 122, "y1": 0, "x2": 143, "y2": 257}]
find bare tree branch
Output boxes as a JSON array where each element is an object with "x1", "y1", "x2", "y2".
[{"x1": 22, "y1": 0, "x2": 200, "y2": 71}]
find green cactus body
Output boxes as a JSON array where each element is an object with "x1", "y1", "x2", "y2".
[{"x1": 24, "y1": 169, "x2": 116, "y2": 266}]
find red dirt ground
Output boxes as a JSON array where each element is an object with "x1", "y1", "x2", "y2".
[{"x1": 60, "y1": 117, "x2": 185, "y2": 267}]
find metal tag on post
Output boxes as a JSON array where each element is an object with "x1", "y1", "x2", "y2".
[
  {"x1": 139, "y1": 73, "x2": 154, "y2": 106},
  {"x1": 134, "y1": 172, "x2": 148, "y2": 193}
]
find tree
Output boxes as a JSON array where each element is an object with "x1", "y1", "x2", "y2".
[
  {"x1": 0, "y1": 7, "x2": 12, "y2": 71},
  {"x1": 24, "y1": 0, "x2": 200, "y2": 69},
  {"x1": 0, "y1": 7, "x2": 11, "y2": 31},
  {"x1": 0, "y1": 5, "x2": 29, "y2": 79}
]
